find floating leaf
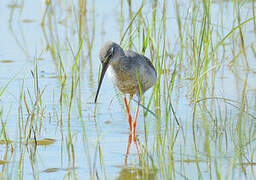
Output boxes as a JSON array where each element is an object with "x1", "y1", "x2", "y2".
[
  {"x1": 48, "y1": 75, "x2": 60, "y2": 79},
  {"x1": 29, "y1": 138, "x2": 56, "y2": 146},
  {"x1": 42, "y1": 167, "x2": 77, "y2": 173},
  {"x1": 42, "y1": 168, "x2": 60, "y2": 173},
  {"x1": 22, "y1": 19, "x2": 35, "y2": 23},
  {"x1": 0, "y1": 160, "x2": 10, "y2": 164},
  {"x1": 0, "y1": 60, "x2": 15, "y2": 63},
  {"x1": 0, "y1": 140, "x2": 13, "y2": 144},
  {"x1": 104, "y1": 120, "x2": 111, "y2": 124}
]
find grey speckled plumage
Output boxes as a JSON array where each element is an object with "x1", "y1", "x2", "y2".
[
  {"x1": 95, "y1": 41, "x2": 157, "y2": 103},
  {"x1": 94, "y1": 41, "x2": 157, "y2": 137}
]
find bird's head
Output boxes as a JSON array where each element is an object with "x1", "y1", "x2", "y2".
[
  {"x1": 99, "y1": 41, "x2": 124, "y2": 65},
  {"x1": 95, "y1": 41, "x2": 124, "y2": 103}
]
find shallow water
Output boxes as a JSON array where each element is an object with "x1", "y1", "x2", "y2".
[{"x1": 0, "y1": 0, "x2": 256, "y2": 179}]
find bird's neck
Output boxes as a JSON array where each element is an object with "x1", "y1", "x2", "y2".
[{"x1": 109, "y1": 59, "x2": 122, "y2": 73}]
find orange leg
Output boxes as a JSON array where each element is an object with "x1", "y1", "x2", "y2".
[
  {"x1": 132, "y1": 102, "x2": 140, "y2": 159},
  {"x1": 124, "y1": 96, "x2": 132, "y2": 132},
  {"x1": 132, "y1": 101, "x2": 140, "y2": 136},
  {"x1": 133, "y1": 135, "x2": 140, "y2": 160},
  {"x1": 124, "y1": 133, "x2": 132, "y2": 165}
]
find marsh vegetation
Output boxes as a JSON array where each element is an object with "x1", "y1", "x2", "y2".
[{"x1": 0, "y1": 0, "x2": 256, "y2": 179}]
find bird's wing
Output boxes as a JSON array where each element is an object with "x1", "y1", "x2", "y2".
[{"x1": 124, "y1": 50, "x2": 156, "y2": 75}]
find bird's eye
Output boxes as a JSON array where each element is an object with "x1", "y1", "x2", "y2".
[
  {"x1": 110, "y1": 47, "x2": 114, "y2": 54},
  {"x1": 108, "y1": 47, "x2": 114, "y2": 58}
]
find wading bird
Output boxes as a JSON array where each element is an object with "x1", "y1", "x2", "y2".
[{"x1": 94, "y1": 41, "x2": 157, "y2": 137}]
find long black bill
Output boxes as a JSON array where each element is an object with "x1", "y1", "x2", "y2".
[{"x1": 94, "y1": 62, "x2": 109, "y2": 103}]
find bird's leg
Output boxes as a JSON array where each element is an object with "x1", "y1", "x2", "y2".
[
  {"x1": 123, "y1": 96, "x2": 132, "y2": 132},
  {"x1": 124, "y1": 133, "x2": 132, "y2": 165},
  {"x1": 133, "y1": 134, "x2": 140, "y2": 160},
  {"x1": 132, "y1": 98, "x2": 140, "y2": 136}
]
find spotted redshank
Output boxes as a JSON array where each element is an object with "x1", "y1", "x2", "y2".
[{"x1": 94, "y1": 41, "x2": 157, "y2": 136}]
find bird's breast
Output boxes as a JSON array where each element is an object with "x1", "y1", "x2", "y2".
[
  {"x1": 107, "y1": 66, "x2": 138, "y2": 94},
  {"x1": 107, "y1": 64, "x2": 156, "y2": 95}
]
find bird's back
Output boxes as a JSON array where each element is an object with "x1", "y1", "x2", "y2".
[
  {"x1": 109, "y1": 50, "x2": 157, "y2": 96},
  {"x1": 124, "y1": 50, "x2": 156, "y2": 74}
]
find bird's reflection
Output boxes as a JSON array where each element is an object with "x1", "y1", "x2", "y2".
[
  {"x1": 117, "y1": 161, "x2": 157, "y2": 180},
  {"x1": 124, "y1": 133, "x2": 140, "y2": 165}
]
